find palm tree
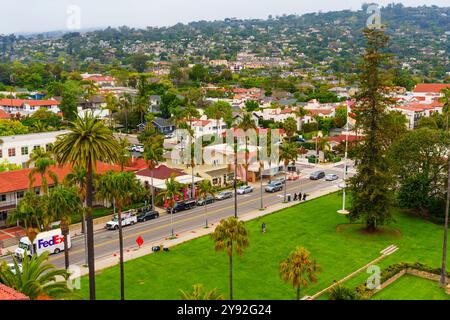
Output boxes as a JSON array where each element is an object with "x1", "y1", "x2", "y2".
[
  {"x1": 27, "y1": 147, "x2": 57, "y2": 195},
  {"x1": 7, "y1": 192, "x2": 46, "y2": 254},
  {"x1": 198, "y1": 179, "x2": 215, "y2": 228},
  {"x1": 280, "y1": 142, "x2": 299, "y2": 202},
  {"x1": 205, "y1": 101, "x2": 232, "y2": 138},
  {"x1": 294, "y1": 106, "x2": 309, "y2": 133},
  {"x1": 211, "y1": 217, "x2": 249, "y2": 300},
  {"x1": 238, "y1": 113, "x2": 257, "y2": 184},
  {"x1": 279, "y1": 247, "x2": 321, "y2": 300},
  {"x1": 103, "y1": 92, "x2": 118, "y2": 128},
  {"x1": 0, "y1": 252, "x2": 72, "y2": 300},
  {"x1": 135, "y1": 95, "x2": 149, "y2": 126},
  {"x1": 46, "y1": 185, "x2": 82, "y2": 270},
  {"x1": 118, "y1": 93, "x2": 133, "y2": 133},
  {"x1": 143, "y1": 134, "x2": 164, "y2": 210},
  {"x1": 97, "y1": 170, "x2": 142, "y2": 300},
  {"x1": 117, "y1": 137, "x2": 131, "y2": 171},
  {"x1": 180, "y1": 284, "x2": 224, "y2": 300},
  {"x1": 157, "y1": 174, "x2": 183, "y2": 238},
  {"x1": 328, "y1": 285, "x2": 360, "y2": 300},
  {"x1": 52, "y1": 111, "x2": 120, "y2": 300}
]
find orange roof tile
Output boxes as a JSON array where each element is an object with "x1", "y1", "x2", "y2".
[
  {"x1": 0, "y1": 284, "x2": 29, "y2": 300},
  {"x1": 413, "y1": 83, "x2": 450, "y2": 93}
]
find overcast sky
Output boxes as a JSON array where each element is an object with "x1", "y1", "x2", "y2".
[{"x1": 1, "y1": 0, "x2": 448, "y2": 34}]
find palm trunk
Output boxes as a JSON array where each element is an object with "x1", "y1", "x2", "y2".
[
  {"x1": 440, "y1": 157, "x2": 450, "y2": 286},
  {"x1": 296, "y1": 285, "x2": 301, "y2": 301},
  {"x1": 284, "y1": 166, "x2": 288, "y2": 202},
  {"x1": 234, "y1": 151, "x2": 238, "y2": 218},
  {"x1": 151, "y1": 168, "x2": 155, "y2": 210},
  {"x1": 86, "y1": 164, "x2": 96, "y2": 300},
  {"x1": 260, "y1": 162, "x2": 263, "y2": 210},
  {"x1": 117, "y1": 203, "x2": 125, "y2": 300},
  {"x1": 205, "y1": 203, "x2": 208, "y2": 228},
  {"x1": 191, "y1": 165, "x2": 195, "y2": 200},
  {"x1": 170, "y1": 206, "x2": 174, "y2": 238},
  {"x1": 62, "y1": 224, "x2": 70, "y2": 270},
  {"x1": 229, "y1": 253, "x2": 233, "y2": 301},
  {"x1": 245, "y1": 139, "x2": 249, "y2": 184}
]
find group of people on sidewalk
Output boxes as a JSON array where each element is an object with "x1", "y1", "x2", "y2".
[{"x1": 293, "y1": 192, "x2": 307, "y2": 201}]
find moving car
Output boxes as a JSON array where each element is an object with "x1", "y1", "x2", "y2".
[
  {"x1": 137, "y1": 210, "x2": 160, "y2": 222},
  {"x1": 14, "y1": 228, "x2": 71, "y2": 259},
  {"x1": 216, "y1": 190, "x2": 233, "y2": 200},
  {"x1": 167, "y1": 200, "x2": 197, "y2": 213},
  {"x1": 197, "y1": 195, "x2": 215, "y2": 206},
  {"x1": 106, "y1": 211, "x2": 137, "y2": 230},
  {"x1": 310, "y1": 171, "x2": 326, "y2": 180},
  {"x1": 325, "y1": 174, "x2": 339, "y2": 181},
  {"x1": 237, "y1": 185, "x2": 253, "y2": 195},
  {"x1": 265, "y1": 181, "x2": 284, "y2": 193}
]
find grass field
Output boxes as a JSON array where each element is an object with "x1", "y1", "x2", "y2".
[
  {"x1": 373, "y1": 275, "x2": 450, "y2": 300},
  {"x1": 77, "y1": 193, "x2": 449, "y2": 300}
]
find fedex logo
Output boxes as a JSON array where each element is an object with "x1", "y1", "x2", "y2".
[{"x1": 38, "y1": 235, "x2": 64, "y2": 249}]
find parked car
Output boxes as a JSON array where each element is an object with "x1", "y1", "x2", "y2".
[
  {"x1": 216, "y1": 190, "x2": 233, "y2": 200},
  {"x1": 265, "y1": 181, "x2": 284, "y2": 193},
  {"x1": 134, "y1": 145, "x2": 144, "y2": 153},
  {"x1": 137, "y1": 210, "x2": 160, "y2": 222},
  {"x1": 106, "y1": 211, "x2": 137, "y2": 230},
  {"x1": 294, "y1": 137, "x2": 306, "y2": 143},
  {"x1": 128, "y1": 145, "x2": 137, "y2": 151},
  {"x1": 237, "y1": 185, "x2": 253, "y2": 195},
  {"x1": 167, "y1": 200, "x2": 197, "y2": 213},
  {"x1": 325, "y1": 174, "x2": 339, "y2": 181},
  {"x1": 310, "y1": 171, "x2": 326, "y2": 180},
  {"x1": 197, "y1": 195, "x2": 215, "y2": 206},
  {"x1": 165, "y1": 133, "x2": 175, "y2": 139}
]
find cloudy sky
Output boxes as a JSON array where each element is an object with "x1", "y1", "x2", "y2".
[{"x1": 1, "y1": 0, "x2": 448, "y2": 34}]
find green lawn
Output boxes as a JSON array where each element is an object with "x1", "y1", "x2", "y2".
[
  {"x1": 77, "y1": 193, "x2": 449, "y2": 300},
  {"x1": 373, "y1": 275, "x2": 450, "y2": 300}
]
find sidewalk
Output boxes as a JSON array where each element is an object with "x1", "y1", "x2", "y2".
[{"x1": 75, "y1": 184, "x2": 341, "y2": 276}]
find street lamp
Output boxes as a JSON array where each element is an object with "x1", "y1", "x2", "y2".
[{"x1": 337, "y1": 99, "x2": 350, "y2": 215}]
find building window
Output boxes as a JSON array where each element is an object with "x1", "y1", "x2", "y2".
[
  {"x1": 0, "y1": 194, "x2": 6, "y2": 202},
  {"x1": 46, "y1": 143, "x2": 53, "y2": 152},
  {"x1": 17, "y1": 191, "x2": 25, "y2": 199},
  {"x1": 0, "y1": 211, "x2": 7, "y2": 222},
  {"x1": 8, "y1": 148, "x2": 16, "y2": 157},
  {"x1": 21, "y1": 146, "x2": 28, "y2": 155},
  {"x1": 33, "y1": 145, "x2": 40, "y2": 150}
]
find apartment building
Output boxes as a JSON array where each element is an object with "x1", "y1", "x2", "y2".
[
  {"x1": 0, "y1": 130, "x2": 69, "y2": 168},
  {"x1": 0, "y1": 99, "x2": 61, "y2": 116}
]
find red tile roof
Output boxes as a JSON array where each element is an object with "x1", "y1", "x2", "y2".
[
  {"x1": 0, "y1": 109, "x2": 10, "y2": 119},
  {"x1": 136, "y1": 165, "x2": 184, "y2": 180},
  {"x1": 0, "y1": 162, "x2": 136, "y2": 194},
  {"x1": 0, "y1": 284, "x2": 29, "y2": 300},
  {"x1": 0, "y1": 99, "x2": 60, "y2": 107},
  {"x1": 413, "y1": 83, "x2": 450, "y2": 93}
]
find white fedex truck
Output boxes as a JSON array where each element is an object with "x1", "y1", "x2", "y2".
[{"x1": 15, "y1": 228, "x2": 71, "y2": 260}]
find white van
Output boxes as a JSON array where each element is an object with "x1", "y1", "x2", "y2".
[{"x1": 14, "y1": 228, "x2": 71, "y2": 260}]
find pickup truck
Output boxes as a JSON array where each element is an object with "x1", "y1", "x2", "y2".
[{"x1": 106, "y1": 211, "x2": 138, "y2": 230}]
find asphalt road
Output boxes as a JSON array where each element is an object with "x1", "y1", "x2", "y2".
[{"x1": 1, "y1": 166, "x2": 350, "y2": 269}]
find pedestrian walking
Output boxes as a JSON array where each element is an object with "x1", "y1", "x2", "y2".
[
  {"x1": 294, "y1": 193, "x2": 298, "y2": 201},
  {"x1": 298, "y1": 192, "x2": 302, "y2": 201},
  {"x1": 303, "y1": 193, "x2": 307, "y2": 201},
  {"x1": 262, "y1": 222, "x2": 266, "y2": 234}
]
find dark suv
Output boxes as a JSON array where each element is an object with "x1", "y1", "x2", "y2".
[
  {"x1": 167, "y1": 200, "x2": 197, "y2": 213},
  {"x1": 310, "y1": 171, "x2": 326, "y2": 180},
  {"x1": 137, "y1": 210, "x2": 160, "y2": 222}
]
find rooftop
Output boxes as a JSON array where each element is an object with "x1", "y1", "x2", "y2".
[{"x1": 0, "y1": 284, "x2": 29, "y2": 300}]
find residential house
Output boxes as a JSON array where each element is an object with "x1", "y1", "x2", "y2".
[
  {"x1": 152, "y1": 117, "x2": 176, "y2": 134},
  {"x1": 0, "y1": 99, "x2": 61, "y2": 116}
]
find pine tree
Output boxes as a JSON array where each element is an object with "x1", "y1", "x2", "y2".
[{"x1": 348, "y1": 27, "x2": 395, "y2": 232}]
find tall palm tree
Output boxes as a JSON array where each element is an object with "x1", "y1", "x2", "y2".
[
  {"x1": 103, "y1": 92, "x2": 118, "y2": 128},
  {"x1": 134, "y1": 95, "x2": 149, "y2": 126},
  {"x1": 143, "y1": 134, "x2": 164, "y2": 210},
  {"x1": 7, "y1": 192, "x2": 46, "y2": 254},
  {"x1": 117, "y1": 137, "x2": 131, "y2": 171},
  {"x1": 294, "y1": 106, "x2": 309, "y2": 133},
  {"x1": 211, "y1": 217, "x2": 249, "y2": 300},
  {"x1": 0, "y1": 252, "x2": 72, "y2": 300},
  {"x1": 180, "y1": 284, "x2": 224, "y2": 300},
  {"x1": 238, "y1": 113, "x2": 257, "y2": 184},
  {"x1": 280, "y1": 142, "x2": 299, "y2": 202},
  {"x1": 52, "y1": 111, "x2": 120, "y2": 300},
  {"x1": 27, "y1": 147, "x2": 57, "y2": 195},
  {"x1": 118, "y1": 93, "x2": 133, "y2": 133},
  {"x1": 198, "y1": 179, "x2": 215, "y2": 228},
  {"x1": 441, "y1": 129, "x2": 450, "y2": 286},
  {"x1": 279, "y1": 247, "x2": 321, "y2": 300},
  {"x1": 97, "y1": 170, "x2": 141, "y2": 300},
  {"x1": 157, "y1": 174, "x2": 183, "y2": 238},
  {"x1": 46, "y1": 185, "x2": 82, "y2": 270}
]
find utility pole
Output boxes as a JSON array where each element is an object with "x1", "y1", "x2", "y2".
[
  {"x1": 234, "y1": 137, "x2": 238, "y2": 218},
  {"x1": 338, "y1": 99, "x2": 350, "y2": 215}
]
